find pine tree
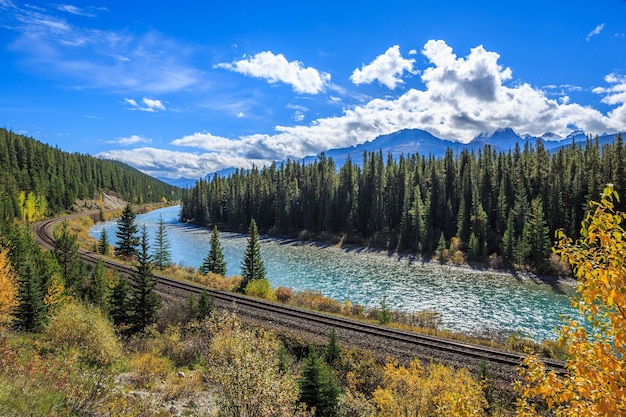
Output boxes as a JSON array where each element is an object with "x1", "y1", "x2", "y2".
[
  {"x1": 238, "y1": 219, "x2": 265, "y2": 292},
  {"x1": 200, "y1": 225, "x2": 227, "y2": 275},
  {"x1": 98, "y1": 228, "x2": 109, "y2": 255},
  {"x1": 15, "y1": 263, "x2": 47, "y2": 330},
  {"x1": 110, "y1": 274, "x2": 130, "y2": 327},
  {"x1": 115, "y1": 203, "x2": 139, "y2": 259},
  {"x1": 299, "y1": 347, "x2": 341, "y2": 417},
  {"x1": 153, "y1": 214, "x2": 172, "y2": 270},
  {"x1": 87, "y1": 259, "x2": 113, "y2": 312},
  {"x1": 53, "y1": 220, "x2": 83, "y2": 291},
  {"x1": 197, "y1": 289, "x2": 214, "y2": 318},
  {"x1": 128, "y1": 225, "x2": 162, "y2": 332},
  {"x1": 325, "y1": 327, "x2": 341, "y2": 366},
  {"x1": 523, "y1": 197, "x2": 552, "y2": 267}
]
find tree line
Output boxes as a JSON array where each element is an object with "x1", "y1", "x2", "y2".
[
  {"x1": 0, "y1": 128, "x2": 181, "y2": 224},
  {"x1": 180, "y1": 134, "x2": 625, "y2": 270}
]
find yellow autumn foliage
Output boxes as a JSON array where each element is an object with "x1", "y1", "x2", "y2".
[
  {"x1": 373, "y1": 358, "x2": 487, "y2": 417},
  {"x1": 516, "y1": 185, "x2": 626, "y2": 416},
  {"x1": 0, "y1": 248, "x2": 18, "y2": 328}
]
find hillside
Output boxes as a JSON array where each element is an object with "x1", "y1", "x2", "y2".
[{"x1": 0, "y1": 128, "x2": 181, "y2": 222}]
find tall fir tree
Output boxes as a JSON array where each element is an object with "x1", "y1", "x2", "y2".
[
  {"x1": 238, "y1": 219, "x2": 265, "y2": 292},
  {"x1": 200, "y1": 225, "x2": 227, "y2": 275},
  {"x1": 299, "y1": 347, "x2": 341, "y2": 417},
  {"x1": 153, "y1": 214, "x2": 172, "y2": 270},
  {"x1": 128, "y1": 225, "x2": 162, "y2": 333},
  {"x1": 115, "y1": 203, "x2": 139, "y2": 259},
  {"x1": 97, "y1": 227, "x2": 109, "y2": 255},
  {"x1": 14, "y1": 263, "x2": 47, "y2": 330},
  {"x1": 110, "y1": 274, "x2": 130, "y2": 327},
  {"x1": 53, "y1": 220, "x2": 83, "y2": 291}
]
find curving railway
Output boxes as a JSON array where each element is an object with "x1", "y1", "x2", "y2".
[{"x1": 33, "y1": 215, "x2": 566, "y2": 383}]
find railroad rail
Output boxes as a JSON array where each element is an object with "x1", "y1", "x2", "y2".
[{"x1": 33, "y1": 215, "x2": 567, "y2": 378}]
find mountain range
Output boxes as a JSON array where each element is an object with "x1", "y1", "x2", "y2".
[{"x1": 158, "y1": 128, "x2": 620, "y2": 187}]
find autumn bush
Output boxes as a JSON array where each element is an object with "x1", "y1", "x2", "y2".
[
  {"x1": 372, "y1": 358, "x2": 487, "y2": 416},
  {"x1": 45, "y1": 300, "x2": 122, "y2": 366},
  {"x1": 276, "y1": 286, "x2": 293, "y2": 303},
  {"x1": 245, "y1": 277, "x2": 277, "y2": 301},
  {"x1": 206, "y1": 314, "x2": 309, "y2": 416},
  {"x1": 516, "y1": 185, "x2": 626, "y2": 416},
  {"x1": 129, "y1": 351, "x2": 173, "y2": 388},
  {"x1": 0, "y1": 247, "x2": 18, "y2": 328}
]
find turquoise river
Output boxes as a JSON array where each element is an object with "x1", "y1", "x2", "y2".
[{"x1": 90, "y1": 205, "x2": 580, "y2": 342}]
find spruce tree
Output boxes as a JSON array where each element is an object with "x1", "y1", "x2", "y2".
[
  {"x1": 197, "y1": 289, "x2": 214, "y2": 318},
  {"x1": 325, "y1": 327, "x2": 341, "y2": 366},
  {"x1": 128, "y1": 225, "x2": 162, "y2": 332},
  {"x1": 115, "y1": 203, "x2": 139, "y2": 259},
  {"x1": 238, "y1": 219, "x2": 265, "y2": 292},
  {"x1": 299, "y1": 347, "x2": 340, "y2": 417},
  {"x1": 98, "y1": 228, "x2": 109, "y2": 255},
  {"x1": 200, "y1": 225, "x2": 227, "y2": 275},
  {"x1": 87, "y1": 259, "x2": 112, "y2": 312},
  {"x1": 153, "y1": 214, "x2": 172, "y2": 270},
  {"x1": 53, "y1": 220, "x2": 83, "y2": 291},
  {"x1": 15, "y1": 263, "x2": 47, "y2": 330},
  {"x1": 110, "y1": 274, "x2": 130, "y2": 327}
]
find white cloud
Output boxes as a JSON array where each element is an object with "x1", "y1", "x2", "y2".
[
  {"x1": 167, "y1": 40, "x2": 625, "y2": 174},
  {"x1": 124, "y1": 97, "x2": 166, "y2": 112},
  {"x1": 97, "y1": 147, "x2": 272, "y2": 179},
  {"x1": 107, "y1": 135, "x2": 152, "y2": 145},
  {"x1": 587, "y1": 23, "x2": 605, "y2": 41},
  {"x1": 350, "y1": 45, "x2": 417, "y2": 89},
  {"x1": 237, "y1": 112, "x2": 245, "y2": 118},
  {"x1": 55, "y1": 4, "x2": 100, "y2": 17},
  {"x1": 2, "y1": 3, "x2": 203, "y2": 93},
  {"x1": 93, "y1": 40, "x2": 626, "y2": 179},
  {"x1": 215, "y1": 51, "x2": 330, "y2": 94}
]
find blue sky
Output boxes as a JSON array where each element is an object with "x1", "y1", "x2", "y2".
[{"x1": 1, "y1": 1, "x2": 626, "y2": 180}]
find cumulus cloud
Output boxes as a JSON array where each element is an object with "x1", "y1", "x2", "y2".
[
  {"x1": 124, "y1": 97, "x2": 166, "y2": 112},
  {"x1": 350, "y1": 45, "x2": 416, "y2": 89},
  {"x1": 107, "y1": 135, "x2": 152, "y2": 145},
  {"x1": 587, "y1": 23, "x2": 605, "y2": 41},
  {"x1": 97, "y1": 147, "x2": 272, "y2": 179},
  {"x1": 104, "y1": 40, "x2": 626, "y2": 178},
  {"x1": 215, "y1": 51, "x2": 330, "y2": 94}
]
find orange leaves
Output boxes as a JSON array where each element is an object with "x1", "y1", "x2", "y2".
[{"x1": 516, "y1": 185, "x2": 626, "y2": 416}]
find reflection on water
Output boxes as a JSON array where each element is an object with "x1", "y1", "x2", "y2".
[{"x1": 90, "y1": 205, "x2": 579, "y2": 341}]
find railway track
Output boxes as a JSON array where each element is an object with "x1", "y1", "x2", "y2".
[{"x1": 33, "y1": 215, "x2": 567, "y2": 379}]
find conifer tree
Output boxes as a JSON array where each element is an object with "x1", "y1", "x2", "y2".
[
  {"x1": 97, "y1": 228, "x2": 109, "y2": 255},
  {"x1": 53, "y1": 220, "x2": 83, "y2": 291},
  {"x1": 15, "y1": 263, "x2": 46, "y2": 330},
  {"x1": 325, "y1": 327, "x2": 341, "y2": 366},
  {"x1": 153, "y1": 214, "x2": 172, "y2": 270},
  {"x1": 197, "y1": 289, "x2": 214, "y2": 319},
  {"x1": 299, "y1": 347, "x2": 340, "y2": 417},
  {"x1": 115, "y1": 203, "x2": 139, "y2": 259},
  {"x1": 87, "y1": 259, "x2": 113, "y2": 312},
  {"x1": 110, "y1": 274, "x2": 130, "y2": 327},
  {"x1": 238, "y1": 219, "x2": 265, "y2": 292},
  {"x1": 200, "y1": 225, "x2": 227, "y2": 275},
  {"x1": 128, "y1": 225, "x2": 162, "y2": 332}
]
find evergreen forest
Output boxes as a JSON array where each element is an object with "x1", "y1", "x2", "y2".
[
  {"x1": 181, "y1": 134, "x2": 626, "y2": 270},
  {"x1": 0, "y1": 128, "x2": 181, "y2": 224}
]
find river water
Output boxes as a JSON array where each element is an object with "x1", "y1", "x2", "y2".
[{"x1": 90, "y1": 205, "x2": 580, "y2": 342}]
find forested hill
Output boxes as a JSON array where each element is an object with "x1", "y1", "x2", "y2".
[
  {"x1": 181, "y1": 133, "x2": 625, "y2": 270},
  {"x1": 0, "y1": 128, "x2": 181, "y2": 223}
]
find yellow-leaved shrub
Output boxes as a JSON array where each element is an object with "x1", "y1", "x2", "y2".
[
  {"x1": 45, "y1": 300, "x2": 122, "y2": 366},
  {"x1": 516, "y1": 185, "x2": 626, "y2": 416},
  {"x1": 0, "y1": 248, "x2": 18, "y2": 328},
  {"x1": 373, "y1": 358, "x2": 487, "y2": 417}
]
